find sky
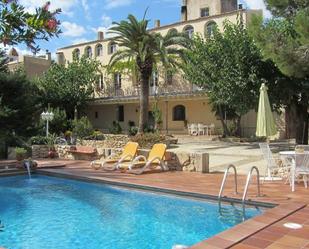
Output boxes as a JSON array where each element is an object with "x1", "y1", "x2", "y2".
[{"x1": 9, "y1": 0, "x2": 270, "y2": 58}]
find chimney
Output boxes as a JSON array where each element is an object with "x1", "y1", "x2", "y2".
[
  {"x1": 154, "y1": 19, "x2": 160, "y2": 28},
  {"x1": 181, "y1": 0, "x2": 188, "y2": 22},
  {"x1": 97, "y1": 31, "x2": 104, "y2": 40},
  {"x1": 46, "y1": 50, "x2": 51, "y2": 61}
]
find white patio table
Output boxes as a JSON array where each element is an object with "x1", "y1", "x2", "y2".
[{"x1": 279, "y1": 150, "x2": 309, "y2": 192}]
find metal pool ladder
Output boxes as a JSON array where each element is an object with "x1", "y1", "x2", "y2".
[
  {"x1": 218, "y1": 164, "x2": 238, "y2": 201},
  {"x1": 242, "y1": 166, "x2": 261, "y2": 204}
]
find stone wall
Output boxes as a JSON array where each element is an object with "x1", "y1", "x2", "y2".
[
  {"x1": 31, "y1": 145, "x2": 49, "y2": 159},
  {"x1": 165, "y1": 151, "x2": 209, "y2": 172},
  {"x1": 32, "y1": 134, "x2": 209, "y2": 173},
  {"x1": 79, "y1": 135, "x2": 130, "y2": 156}
]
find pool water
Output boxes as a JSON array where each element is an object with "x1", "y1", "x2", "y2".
[{"x1": 0, "y1": 175, "x2": 262, "y2": 249}]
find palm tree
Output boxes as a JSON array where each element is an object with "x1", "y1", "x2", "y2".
[{"x1": 108, "y1": 14, "x2": 189, "y2": 133}]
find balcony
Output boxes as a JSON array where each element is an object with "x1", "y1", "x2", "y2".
[{"x1": 94, "y1": 83, "x2": 205, "y2": 102}]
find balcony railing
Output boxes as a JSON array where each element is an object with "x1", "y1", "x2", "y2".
[{"x1": 95, "y1": 84, "x2": 205, "y2": 99}]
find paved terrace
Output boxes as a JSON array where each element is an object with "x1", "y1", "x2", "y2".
[
  {"x1": 170, "y1": 136, "x2": 295, "y2": 175},
  {"x1": 31, "y1": 159, "x2": 309, "y2": 249}
]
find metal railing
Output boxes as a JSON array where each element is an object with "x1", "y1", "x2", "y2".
[
  {"x1": 242, "y1": 166, "x2": 261, "y2": 203},
  {"x1": 95, "y1": 84, "x2": 205, "y2": 99},
  {"x1": 218, "y1": 164, "x2": 238, "y2": 200}
]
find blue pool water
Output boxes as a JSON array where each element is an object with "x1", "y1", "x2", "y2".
[{"x1": 0, "y1": 175, "x2": 262, "y2": 249}]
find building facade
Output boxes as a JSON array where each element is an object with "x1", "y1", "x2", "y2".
[
  {"x1": 7, "y1": 49, "x2": 52, "y2": 79},
  {"x1": 56, "y1": 0, "x2": 263, "y2": 135}
]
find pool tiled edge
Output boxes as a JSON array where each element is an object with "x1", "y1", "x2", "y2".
[{"x1": 190, "y1": 203, "x2": 306, "y2": 249}]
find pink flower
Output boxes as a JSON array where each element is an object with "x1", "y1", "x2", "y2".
[
  {"x1": 46, "y1": 18, "x2": 57, "y2": 30},
  {"x1": 42, "y1": 1, "x2": 51, "y2": 11}
]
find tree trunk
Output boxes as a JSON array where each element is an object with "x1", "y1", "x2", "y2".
[
  {"x1": 217, "y1": 105, "x2": 230, "y2": 137},
  {"x1": 295, "y1": 102, "x2": 308, "y2": 145},
  {"x1": 138, "y1": 72, "x2": 150, "y2": 133},
  {"x1": 285, "y1": 103, "x2": 297, "y2": 139},
  {"x1": 286, "y1": 98, "x2": 308, "y2": 145},
  {"x1": 235, "y1": 115, "x2": 242, "y2": 137}
]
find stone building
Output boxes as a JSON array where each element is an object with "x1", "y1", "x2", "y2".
[
  {"x1": 7, "y1": 49, "x2": 52, "y2": 79},
  {"x1": 56, "y1": 0, "x2": 264, "y2": 136}
]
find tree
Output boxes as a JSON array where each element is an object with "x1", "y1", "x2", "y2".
[
  {"x1": 183, "y1": 19, "x2": 280, "y2": 136},
  {"x1": 0, "y1": 48, "x2": 8, "y2": 72},
  {"x1": 0, "y1": 1, "x2": 61, "y2": 53},
  {"x1": 249, "y1": 1, "x2": 309, "y2": 144},
  {"x1": 108, "y1": 14, "x2": 189, "y2": 133},
  {"x1": 0, "y1": 70, "x2": 40, "y2": 143},
  {"x1": 37, "y1": 56, "x2": 101, "y2": 119}
]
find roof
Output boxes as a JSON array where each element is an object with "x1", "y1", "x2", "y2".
[
  {"x1": 9, "y1": 48, "x2": 19, "y2": 57},
  {"x1": 57, "y1": 9, "x2": 255, "y2": 51}
]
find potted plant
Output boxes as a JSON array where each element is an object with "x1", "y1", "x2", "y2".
[{"x1": 15, "y1": 147, "x2": 27, "y2": 161}]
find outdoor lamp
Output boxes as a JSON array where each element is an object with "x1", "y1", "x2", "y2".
[{"x1": 41, "y1": 109, "x2": 54, "y2": 137}]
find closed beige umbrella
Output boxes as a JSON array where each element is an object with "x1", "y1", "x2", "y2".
[{"x1": 256, "y1": 83, "x2": 277, "y2": 138}]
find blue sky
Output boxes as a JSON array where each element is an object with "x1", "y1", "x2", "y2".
[{"x1": 11, "y1": 0, "x2": 270, "y2": 57}]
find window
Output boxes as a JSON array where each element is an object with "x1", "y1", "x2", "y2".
[
  {"x1": 205, "y1": 21, "x2": 217, "y2": 37},
  {"x1": 109, "y1": 42, "x2": 117, "y2": 54},
  {"x1": 117, "y1": 105, "x2": 124, "y2": 122},
  {"x1": 95, "y1": 112, "x2": 98, "y2": 119},
  {"x1": 114, "y1": 73, "x2": 121, "y2": 89},
  {"x1": 85, "y1": 46, "x2": 92, "y2": 58},
  {"x1": 200, "y1": 7, "x2": 210, "y2": 17},
  {"x1": 184, "y1": 25, "x2": 194, "y2": 39},
  {"x1": 96, "y1": 44, "x2": 103, "y2": 57},
  {"x1": 166, "y1": 71, "x2": 173, "y2": 85},
  {"x1": 173, "y1": 105, "x2": 186, "y2": 121},
  {"x1": 96, "y1": 74, "x2": 104, "y2": 90},
  {"x1": 72, "y1": 48, "x2": 80, "y2": 60},
  {"x1": 149, "y1": 71, "x2": 158, "y2": 87}
]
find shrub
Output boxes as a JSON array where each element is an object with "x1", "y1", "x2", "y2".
[
  {"x1": 130, "y1": 133, "x2": 166, "y2": 149},
  {"x1": 128, "y1": 120, "x2": 138, "y2": 136},
  {"x1": 128, "y1": 126, "x2": 138, "y2": 136},
  {"x1": 109, "y1": 121, "x2": 122, "y2": 134},
  {"x1": 84, "y1": 130, "x2": 105, "y2": 140},
  {"x1": 72, "y1": 116, "x2": 94, "y2": 139},
  {"x1": 29, "y1": 136, "x2": 48, "y2": 145},
  {"x1": 15, "y1": 147, "x2": 27, "y2": 161}
]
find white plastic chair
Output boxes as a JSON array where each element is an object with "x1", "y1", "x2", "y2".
[
  {"x1": 292, "y1": 145, "x2": 309, "y2": 190},
  {"x1": 198, "y1": 123, "x2": 206, "y2": 135},
  {"x1": 190, "y1": 124, "x2": 198, "y2": 136},
  {"x1": 259, "y1": 143, "x2": 285, "y2": 182},
  {"x1": 208, "y1": 123, "x2": 215, "y2": 136}
]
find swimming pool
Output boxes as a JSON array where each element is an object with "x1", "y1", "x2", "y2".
[{"x1": 0, "y1": 175, "x2": 262, "y2": 249}]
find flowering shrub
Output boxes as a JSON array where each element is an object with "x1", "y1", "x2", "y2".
[{"x1": 0, "y1": 1, "x2": 61, "y2": 52}]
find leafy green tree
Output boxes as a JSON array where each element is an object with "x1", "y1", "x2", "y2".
[
  {"x1": 183, "y1": 19, "x2": 280, "y2": 136},
  {"x1": 0, "y1": 1, "x2": 61, "y2": 53},
  {"x1": 0, "y1": 48, "x2": 8, "y2": 72},
  {"x1": 108, "y1": 14, "x2": 189, "y2": 133},
  {"x1": 37, "y1": 56, "x2": 101, "y2": 119},
  {"x1": 0, "y1": 70, "x2": 40, "y2": 143},
  {"x1": 250, "y1": 0, "x2": 309, "y2": 144}
]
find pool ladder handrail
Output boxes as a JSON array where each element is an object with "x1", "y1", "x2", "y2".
[
  {"x1": 218, "y1": 164, "x2": 238, "y2": 200},
  {"x1": 242, "y1": 166, "x2": 261, "y2": 203}
]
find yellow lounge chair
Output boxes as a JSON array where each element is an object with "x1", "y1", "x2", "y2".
[
  {"x1": 90, "y1": 142, "x2": 138, "y2": 170},
  {"x1": 118, "y1": 143, "x2": 168, "y2": 173}
]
